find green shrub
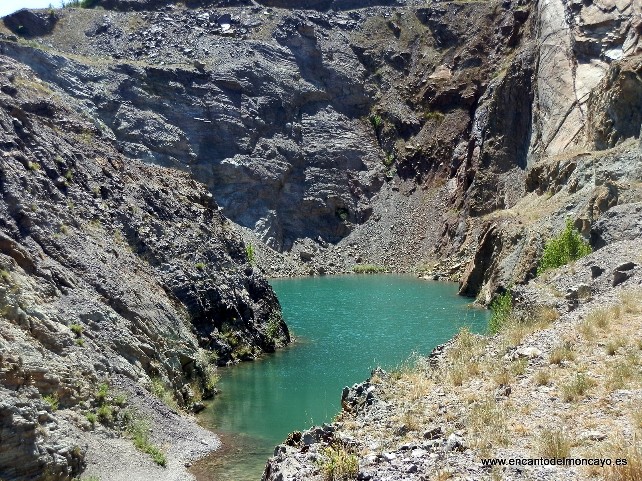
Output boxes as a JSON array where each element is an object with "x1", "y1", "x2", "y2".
[
  {"x1": 70, "y1": 323, "x2": 83, "y2": 337},
  {"x1": 424, "y1": 110, "x2": 445, "y2": 122},
  {"x1": 319, "y1": 445, "x2": 359, "y2": 481},
  {"x1": 96, "y1": 383, "x2": 109, "y2": 404},
  {"x1": 369, "y1": 114, "x2": 383, "y2": 131},
  {"x1": 266, "y1": 311, "x2": 282, "y2": 342},
  {"x1": 203, "y1": 365, "x2": 219, "y2": 393},
  {"x1": 195, "y1": 262, "x2": 206, "y2": 270},
  {"x1": 353, "y1": 264, "x2": 385, "y2": 274},
  {"x1": 43, "y1": 394, "x2": 59, "y2": 411},
  {"x1": 383, "y1": 152, "x2": 395, "y2": 167},
  {"x1": 85, "y1": 412, "x2": 97, "y2": 424},
  {"x1": 97, "y1": 404, "x2": 113, "y2": 423},
  {"x1": 150, "y1": 378, "x2": 179, "y2": 410},
  {"x1": 0, "y1": 269, "x2": 11, "y2": 283},
  {"x1": 245, "y1": 244, "x2": 255, "y2": 264},
  {"x1": 488, "y1": 290, "x2": 512, "y2": 334},
  {"x1": 537, "y1": 219, "x2": 591, "y2": 275}
]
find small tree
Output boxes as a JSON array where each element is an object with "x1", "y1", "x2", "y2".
[{"x1": 537, "y1": 219, "x2": 591, "y2": 275}]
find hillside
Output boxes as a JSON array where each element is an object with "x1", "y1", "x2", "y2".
[
  {"x1": 0, "y1": 0, "x2": 640, "y2": 479},
  {"x1": 0, "y1": 53, "x2": 288, "y2": 480}
]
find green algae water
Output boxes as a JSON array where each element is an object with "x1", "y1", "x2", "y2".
[{"x1": 193, "y1": 275, "x2": 488, "y2": 481}]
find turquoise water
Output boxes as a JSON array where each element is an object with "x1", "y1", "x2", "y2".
[{"x1": 193, "y1": 275, "x2": 488, "y2": 481}]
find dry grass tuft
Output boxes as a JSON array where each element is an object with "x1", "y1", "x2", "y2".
[
  {"x1": 620, "y1": 290, "x2": 642, "y2": 314},
  {"x1": 466, "y1": 397, "x2": 509, "y2": 453},
  {"x1": 585, "y1": 308, "x2": 610, "y2": 330},
  {"x1": 441, "y1": 328, "x2": 487, "y2": 387},
  {"x1": 502, "y1": 306, "x2": 559, "y2": 347},
  {"x1": 538, "y1": 429, "x2": 571, "y2": 458},
  {"x1": 606, "y1": 336, "x2": 628, "y2": 356},
  {"x1": 560, "y1": 372, "x2": 596, "y2": 402},
  {"x1": 534, "y1": 369, "x2": 551, "y2": 386},
  {"x1": 549, "y1": 342, "x2": 576, "y2": 365},
  {"x1": 604, "y1": 437, "x2": 642, "y2": 481}
]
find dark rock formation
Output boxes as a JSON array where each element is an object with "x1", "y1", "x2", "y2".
[
  {"x1": 3, "y1": 9, "x2": 59, "y2": 37},
  {"x1": 0, "y1": 54, "x2": 287, "y2": 479}
]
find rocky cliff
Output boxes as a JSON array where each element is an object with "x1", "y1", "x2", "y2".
[
  {"x1": 1, "y1": 0, "x2": 638, "y2": 288},
  {"x1": 0, "y1": 53, "x2": 287, "y2": 480}
]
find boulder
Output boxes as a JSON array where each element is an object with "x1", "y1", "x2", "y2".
[{"x1": 3, "y1": 9, "x2": 58, "y2": 37}]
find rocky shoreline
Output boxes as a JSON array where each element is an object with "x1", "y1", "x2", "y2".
[{"x1": 263, "y1": 238, "x2": 642, "y2": 481}]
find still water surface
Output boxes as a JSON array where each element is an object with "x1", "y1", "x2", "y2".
[{"x1": 194, "y1": 275, "x2": 489, "y2": 481}]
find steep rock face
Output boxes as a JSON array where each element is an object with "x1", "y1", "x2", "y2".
[
  {"x1": 1, "y1": 7, "x2": 385, "y2": 251},
  {"x1": 456, "y1": 0, "x2": 642, "y2": 298},
  {"x1": 0, "y1": 0, "x2": 639, "y2": 295},
  {"x1": 0, "y1": 0, "x2": 535, "y2": 256},
  {"x1": 0, "y1": 55, "x2": 287, "y2": 479},
  {"x1": 0, "y1": 388, "x2": 85, "y2": 480},
  {"x1": 531, "y1": 0, "x2": 641, "y2": 158}
]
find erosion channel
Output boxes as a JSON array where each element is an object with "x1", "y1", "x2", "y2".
[{"x1": 192, "y1": 275, "x2": 489, "y2": 481}]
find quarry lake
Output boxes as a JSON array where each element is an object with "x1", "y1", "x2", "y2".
[{"x1": 193, "y1": 275, "x2": 489, "y2": 481}]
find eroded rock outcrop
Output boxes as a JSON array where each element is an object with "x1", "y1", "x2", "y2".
[{"x1": 0, "y1": 54, "x2": 287, "y2": 479}]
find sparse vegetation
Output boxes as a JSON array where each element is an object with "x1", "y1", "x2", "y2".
[
  {"x1": 43, "y1": 394, "x2": 59, "y2": 411},
  {"x1": 466, "y1": 397, "x2": 509, "y2": 454},
  {"x1": 85, "y1": 412, "x2": 97, "y2": 425},
  {"x1": 560, "y1": 372, "x2": 595, "y2": 402},
  {"x1": 537, "y1": 218, "x2": 591, "y2": 275},
  {"x1": 604, "y1": 437, "x2": 642, "y2": 481},
  {"x1": 369, "y1": 114, "x2": 383, "y2": 131},
  {"x1": 245, "y1": 243, "x2": 255, "y2": 264},
  {"x1": 488, "y1": 290, "x2": 512, "y2": 334},
  {"x1": 195, "y1": 349, "x2": 220, "y2": 398},
  {"x1": 538, "y1": 429, "x2": 571, "y2": 458},
  {"x1": 352, "y1": 264, "x2": 385, "y2": 274},
  {"x1": 60, "y1": 0, "x2": 100, "y2": 10},
  {"x1": 0, "y1": 269, "x2": 11, "y2": 283},
  {"x1": 266, "y1": 311, "x2": 282, "y2": 342},
  {"x1": 424, "y1": 110, "x2": 445, "y2": 122},
  {"x1": 442, "y1": 327, "x2": 487, "y2": 387},
  {"x1": 195, "y1": 262, "x2": 206, "y2": 270},
  {"x1": 127, "y1": 418, "x2": 167, "y2": 467},
  {"x1": 501, "y1": 305, "x2": 558, "y2": 347},
  {"x1": 150, "y1": 377, "x2": 179, "y2": 411},
  {"x1": 319, "y1": 444, "x2": 359, "y2": 481},
  {"x1": 336, "y1": 208, "x2": 349, "y2": 222}
]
